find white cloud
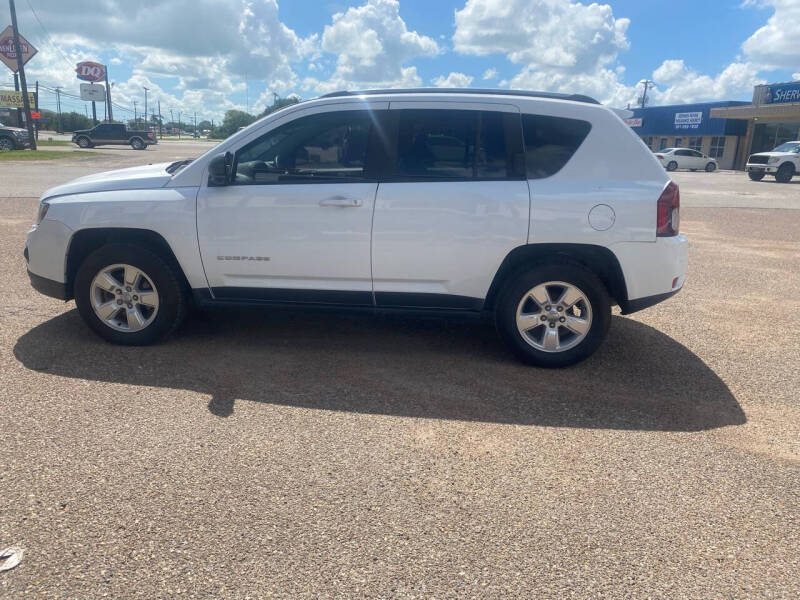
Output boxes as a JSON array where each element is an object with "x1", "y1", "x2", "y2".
[
  {"x1": 649, "y1": 60, "x2": 764, "y2": 105},
  {"x1": 453, "y1": 0, "x2": 767, "y2": 107},
  {"x1": 432, "y1": 72, "x2": 474, "y2": 87},
  {"x1": 482, "y1": 68, "x2": 498, "y2": 80},
  {"x1": 741, "y1": 0, "x2": 800, "y2": 70},
  {"x1": 794, "y1": 73, "x2": 800, "y2": 81},
  {"x1": 15, "y1": 0, "x2": 314, "y2": 119},
  {"x1": 454, "y1": 0, "x2": 629, "y2": 72},
  {"x1": 307, "y1": 0, "x2": 439, "y2": 92}
]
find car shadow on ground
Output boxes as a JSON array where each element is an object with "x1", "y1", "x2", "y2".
[{"x1": 13, "y1": 309, "x2": 745, "y2": 432}]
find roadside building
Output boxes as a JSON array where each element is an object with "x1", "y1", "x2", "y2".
[
  {"x1": 711, "y1": 81, "x2": 800, "y2": 170},
  {"x1": 626, "y1": 101, "x2": 749, "y2": 170}
]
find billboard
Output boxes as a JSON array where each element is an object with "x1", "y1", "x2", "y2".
[
  {"x1": 75, "y1": 61, "x2": 106, "y2": 82},
  {"x1": 0, "y1": 90, "x2": 35, "y2": 108},
  {"x1": 674, "y1": 112, "x2": 702, "y2": 129},
  {"x1": 0, "y1": 25, "x2": 38, "y2": 73},
  {"x1": 762, "y1": 81, "x2": 800, "y2": 104},
  {"x1": 80, "y1": 83, "x2": 106, "y2": 102}
]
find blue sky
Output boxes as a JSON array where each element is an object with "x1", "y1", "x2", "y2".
[{"x1": 5, "y1": 0, "x2": 799, "y2": 122}]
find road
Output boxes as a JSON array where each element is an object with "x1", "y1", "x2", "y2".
[{"x1": 1, "y1": 151, "x2": 798, "y2": 598}]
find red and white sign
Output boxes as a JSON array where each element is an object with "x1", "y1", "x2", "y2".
[
  {"x1": 624, "y1": 117, "x2": 643, "y2": 128},
  {"x1": 30, "y1": 111, "x2": 40, "y2": 120},
  {"x1": 0, "y1": 25, "x2": 38, "y2": 73},
  {"x1": 75, "y1": 61, "x2": 106, "y2": 82}
]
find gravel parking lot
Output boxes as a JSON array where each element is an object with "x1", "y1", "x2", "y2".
[{"x1": 1, "y1": 148, "x2": 798, "y2": 598}]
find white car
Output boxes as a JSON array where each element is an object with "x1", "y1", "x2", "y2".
[
  {"x1": 745, "y1": 141, "x2": 800, "y2": 183},
  {"x1": 25, "y1": 89, "x2": 687, "y2": 367},
  {"x1": 655, "y1": 148, "x2": 718, "y2": 172}
]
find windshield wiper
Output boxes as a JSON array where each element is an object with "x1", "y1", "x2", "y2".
[{"x1": 166, "y1": 159, "x2": 194, "y2": 174}]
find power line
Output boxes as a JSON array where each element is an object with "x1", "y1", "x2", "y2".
[{"x1": 24, "y1": 0, "x2": 74, "y2": 70}]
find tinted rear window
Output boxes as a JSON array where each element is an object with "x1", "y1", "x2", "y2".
[
  {"x1": 394, "y1": 110, "x2": 512, "y2": 180},
  {"x1": 522, "y1": 114, "x2": 591, "y2": 179}
]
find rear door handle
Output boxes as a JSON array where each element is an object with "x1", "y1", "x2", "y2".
[{"x1": 319, "y1": 196, "x2": 362, "y2": 207}]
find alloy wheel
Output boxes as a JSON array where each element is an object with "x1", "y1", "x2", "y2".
[
  {"x1": 515, "y1": 281, "x2": 593, "y2": 353},
  {"x1": 90, "y1": 263, "x2": 159, "y2": 332}
]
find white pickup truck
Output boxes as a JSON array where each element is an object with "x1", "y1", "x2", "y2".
[{"x1": 746, "y1": 141, "x2": 800, "y2": 182}]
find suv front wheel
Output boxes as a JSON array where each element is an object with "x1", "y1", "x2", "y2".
[
  {"x1": 495, "y1": 264, "x2": 611, "y2": 367},
  {"x1": 74, "y1": 244, "x2": 186, "y2": 345}
]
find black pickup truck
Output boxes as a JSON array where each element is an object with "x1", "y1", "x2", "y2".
[
  {"x1": 71, "y1": 123, "x2": 157, "y2": 150},
  {"x1": 0, "y1": 123, "x2": 32, "y2": 151}
]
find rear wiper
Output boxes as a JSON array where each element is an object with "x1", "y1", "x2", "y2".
[{"x1": 166, "y1": 159, "x2": 194, "y2": 174}]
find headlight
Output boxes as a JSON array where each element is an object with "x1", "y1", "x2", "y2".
[
  {"x1": 37, "y1": 201, "x2": 50, "y2": 224},
  {"x1": 768, "y1": 157, "x2": 780, "y2": 163},
  {"x1": 13, "y1": 130, "x2": 25, "y2": 137}
]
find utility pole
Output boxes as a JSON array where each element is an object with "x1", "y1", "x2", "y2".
[
  {"x1": 104, "y1": 68, "x2": 113, "y2": 121},
  {"x1": 34, "y1": 79, "x2": 38, "y2": 139},
  {"x1": 9, "y1": 0, "x2": 36, "y2": 148},
  {"x1": 177, "y1": 111, "x2": 181, "y2": 139},
  {"x1": 193, "y1": 111, "x2": 196, "y2": 136},
  {"x1": 54, "y1": 86, "x2": 62, "y2": 134},
  {"x1": 158, "y1": 100, "x2": 162, "y2": 139},
  {"x1": 639, "y1": 79, "x2": 652, "y2": 109},
  {"x1": 169, "y1": 108, "x2": 174, "y2": 136},
  {"x1": 133, "y1": 99, "x2": 137, "y2": 127},
  {"x1": 143, "y1": 86, "x2": 148, "y2": 130}
]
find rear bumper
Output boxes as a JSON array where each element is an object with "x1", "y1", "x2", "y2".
[
  {"x1": 612, "y1": 234, "x2": 688, "y2": 313},
  {"x1": 28, "y1": 269, "x2": 68, "y2": 300}
]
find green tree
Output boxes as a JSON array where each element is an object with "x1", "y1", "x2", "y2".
[
  {"x1": 258, "y1": 96, "x2": 301, "y2": 118},
  {"x1": 218, "y1": 109, "x2": 257, "y2": 138}
]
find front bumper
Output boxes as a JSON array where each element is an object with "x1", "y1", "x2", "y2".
[
  {"x1": 746, "y1": 164, "x2": 778, "y2": 173},
  {"x1": 28, "y1": 269, "x2": 68, "y2": 300},
  {"x1": 15, "y1": 137, "x2": 31, "y2": 149}
]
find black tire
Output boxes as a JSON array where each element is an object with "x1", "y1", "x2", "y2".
[
  {"x1": 775, "y1": 163, "x2": 794, "y2": 183},
  {"x1": 76, "y1": 136, "x2": 91, "y2": 148},
  {"x1": 667, "y1": 161, "x2": 678, "y2": 172},
  {"x1": 0, "y1": 135, "x2": 15, "y2": 151},
  {"x1": 130, "y1": 137, "x2": 146, "y2": 150},
  {"x1": 74, "y1": 243, "x2": 187, "y2": 345},
  {"x1": 748, "y1": 171, "x2": 765, "y2": 181},
  {"x1": 705, "y1": 162, "x2": 716, "y2": 172},
  {"x1": 495, "y1": 263, "x2": 611, "y2": 368}
]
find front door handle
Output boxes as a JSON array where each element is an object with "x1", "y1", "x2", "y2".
[{"x1": 319, "y1": 196, "x2": 362, "y2": 207}]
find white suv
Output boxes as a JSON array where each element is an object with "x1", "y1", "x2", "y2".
[{"x1": 25, "y1": 89, "x2": 687, "y2": 367}]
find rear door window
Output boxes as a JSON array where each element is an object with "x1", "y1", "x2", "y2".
[
  {"x1": 522, "y1": 114, "x2": 591, "y2": 179},
  {"x1": 391, "y1": 109, "x2": 517, "y2": 180}
]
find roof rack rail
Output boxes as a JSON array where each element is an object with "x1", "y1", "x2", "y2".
[{"x1": 318, "y1": 88, "x2": 600, "y2": 105}]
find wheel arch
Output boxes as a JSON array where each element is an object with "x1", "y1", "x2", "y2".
[
  {"x1": 484, "y1": 243, "x2": 628, "y2": 311},
  {"x1": 65, "y1": 228, "x2": 190, "y2": 299}
]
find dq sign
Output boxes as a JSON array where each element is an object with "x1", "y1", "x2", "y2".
[{"x1": 75, "y1": 61, "x2": 106, "y2": 82}]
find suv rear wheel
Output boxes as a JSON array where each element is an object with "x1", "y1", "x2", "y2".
[
  {"x1": 775, "y1": 163, "x2": 794, "y2": 183},
  {"x1": 130, "y1": 137, "x2": 146, "y2": 150},
  {"x1": 495, "y1": 264, "x2": 611, "y2": 367},
  {"x1": 74, "y1": 244, "x2": 186, "y2": 345}
]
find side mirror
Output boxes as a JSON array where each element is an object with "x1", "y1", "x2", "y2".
[{"x1": 208, "y1": 151, "x2": 233, "y2": 186}]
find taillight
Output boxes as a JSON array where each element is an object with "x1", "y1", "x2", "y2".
[
  {"x1": 656, "y1": 181, "x2": 679, "y2": 237},
  {"x1": 655, "y1": 154, "x2": 664, "y2": 159}
]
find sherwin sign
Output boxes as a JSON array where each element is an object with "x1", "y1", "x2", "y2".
[
  {"x1": 763, "y1": 82, "x2": 800, "y2": 104},
  {"x1": 674, "y1": 112, "x2": 702, "y2": 129}
]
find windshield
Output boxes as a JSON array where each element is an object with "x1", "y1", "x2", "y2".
[{"x1": 773, "y1": 142, "x2": 800, "y2": 153}]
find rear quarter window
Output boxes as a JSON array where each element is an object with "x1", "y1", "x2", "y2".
[{"x1": 522, "y1": 114, "x2": 592, "y2": 179}]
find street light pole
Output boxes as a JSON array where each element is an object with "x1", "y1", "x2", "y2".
[{"x1": 8, "y1": 0, "x2": 36, "y2": 149}]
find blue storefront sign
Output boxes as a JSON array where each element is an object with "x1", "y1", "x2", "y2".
[
  {"x1": 762, "y1": 81, "x2": 800, "y2": 104},
  {"x1": 628, "y1": 101, "x2": 749, "y2": 136}
]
